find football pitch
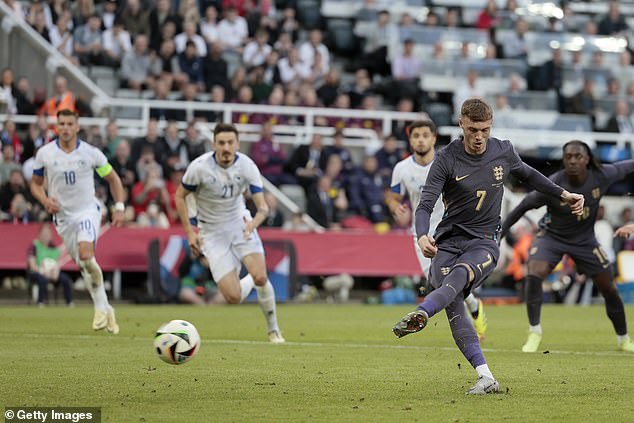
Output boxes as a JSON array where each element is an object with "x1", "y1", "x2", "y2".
[{"x1": 1, "y1": 304, "x2": 633, "y2": 423}]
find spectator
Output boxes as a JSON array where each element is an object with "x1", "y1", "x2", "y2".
[
  {"x1": 277, "y1": 47, "x2": 309, "y2": 86},
  {"x1": 476, "y1": 0, "x2": 500, "y2": 30},
  {"x1": 278, "y1": 6, "x2": 299, "y2": 42},
  {"x1": 174, "y1": 20, "x2": 208, "y2": 57},
  {"x1": 102, "y1": 18, "x2": 132, "y2": 68},
  {"x1": 27, "y1": 223, "x2": 73, "y2": 306},
  {"x1": 390, "y1": 39, "x2": 422, "y2": 106},
  {"x1": 200, "y1": 5, "x2": 220, "y2": 46},
  {"x1": 0, "y1": 143, "x2": 21, "y2": 185},
  {"x1": 111, "y1": 139, "x2": 135, "y2": 193},
  {"x1": 243, "y1": 28, "x2": 272, "y2": 69},
  {"x1": 452, "y1": 69, "x2": 484, "y2": 120},
  {"x1": 49, "y1": 14, "x2": 75, "y2": 62},
  {"x1": 306, "y1": 175, "x2": 346, "y2": 229},
  {"x1": 38, "y1": 76, "x2": 76, "y2": 118},
  {"x1": 131, "y1": 163, "x2": 172, "y2": 221},
  {"x1": 321, "y1": 129, "x2": 354, "y2": 178},
  {"x1": 346, "y1": 68, "x2": 372, "y2": 109},
  {"x1": 374, "y1": 134, "x2": 403, "y2": 188},
  {"x1": 603, "y1": 99, "x2": 633, "y2": 134},
  {"x1": 176, "y1": 41, "x2": 206, "y2": 89},
  {"x1": 159, "y1": 121, "x2": 190, "y2": 170},
  {"x1": 299, "y1": 29, "x2": 330, "y2": 75},
  {"x1": 390, "y1": 98, "x2": 415, "y2": 141},
  {"x1": 347, "y1": 155, "x2": 386, "y2": 223},
  {"x1": 120, "y1": 35, "x2": 162, "y2": 91},
  {"x1": 179, "y1": 0, "x2": 201, "y2": 25},
  {"x1": 537, "y1": 48, "x2": 564, "y2": 111},
  {"x1": 196, "y1": 84, "x2": 225, "y2": 122},
  {"x1": 502, "y1": 17, "x2": 528, "y2": 59},
  {"x1": 72, "y1": 0, "x2": 95, "y2": 26},
  {"x1": 99, "y1": 0, "x2": 118, "y2": 30},
  {"x1": 149, "y1": 0, "x2": 183, "y2": 52},
  {"x1": 274, "y1": 31, "x2": 293, "y2": 58},
  {"x1": 30, "y1": 9, "x2": 50, "y2": 42},
  {"x1": 568, "y1": 77, "x2": 596, "y2": 124},
  {"x1": 149, "y1": 78, "x2": 181, "y2": 121},
  {"x1": 4, "y1": 0, "x2": 24, "y2": 19},
  {"x1": 131, "y1": 119, "x2": 166, "y2": 169},
  {"x1": 103, "y1": 119, "x2": 123, "y2": 159},
  {"x1": 157, "y1": 39, "x2": 181, "y2": 89},
  {"x1": 178, "y1": 253, "x2": 224, "y2": 305},
  {"x1": 184, "y1": 121, "x2": 208, "y2": 158},
  {"x1": 285, "y1": 133, "x2": 324, "y2": 191},
  {"x1": 316, "y1": 69, "x2": 340, "y2": 108},
  {"x1": 0, "y1": 169, "x2": 34, "y2": 215},
  {"x1": 204, "y1": 42, "x2": 230, "y2": 92},
  {"x1": 73, "y1": 14, "x2": 103, "y2": 66},
  {"x1": 250, "y1": 120, "x2": 293, "y2": 186},
  {"x1": 118, "y1": 0, "x2": 151, "y2": 38},
  {"x1": 217, "y1": 6, "x2": 249, "y2": 52},
  {"x1": 355, "y1": 10, "x2": 393, "y2": 78},
  {"x1": 598, "y1": 1, "x2": 629, "y2": 36}
]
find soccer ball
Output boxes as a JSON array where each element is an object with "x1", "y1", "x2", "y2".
[{"x1": 154, "y1": 320, "x2": 200, "y2": 365}]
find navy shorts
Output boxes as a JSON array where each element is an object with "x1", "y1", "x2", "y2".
[
  {"x1": 529, "y1": 232, "x2": 611, "y2": 276},
  {"x1": 429, "y1": 235, "x2": 500, "y2": 294}
]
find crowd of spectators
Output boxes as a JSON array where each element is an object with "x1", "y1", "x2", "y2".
[{"x1": 1, "y1": 0, "x2": 634, "y2": 232}]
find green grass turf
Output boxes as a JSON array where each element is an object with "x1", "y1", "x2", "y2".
[{"x1": 1, "y1": 304, "x2": 634, "y2": 423}]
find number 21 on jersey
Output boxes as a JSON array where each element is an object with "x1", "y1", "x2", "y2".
[{"x1": 221, "y1": 184, "x2": 234, "y2": 198}]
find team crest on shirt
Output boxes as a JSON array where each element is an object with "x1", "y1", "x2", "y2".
[
  {"x1": 592, "y1": 187, "x2": 601, "y2": 199},
  {"x1": 530, "y1": 246, "x2": 538, "y2": 255},
  {"x1": 493, "y1": 166, "x2": 504, "y2": 181},
  {"x1": 440, "y1": 267, "x2": 451, "y2": 275}
]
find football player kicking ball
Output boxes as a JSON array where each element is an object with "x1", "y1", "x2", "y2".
[
  {"x1": 175, "y1": 123, "x2": 284, "y2": 343},
  {"x1": 392, "y1": 99, "x2": 584, "y2": 394},
  {"x1": 30, "y1": 109, "x2": 124, "y2": 334},
  {"x1": 501, "y1": 140, "x2": 634, "y2": 353},
  {"x1": 387, "y1": 120, "x2": 488, "y2": 341}
]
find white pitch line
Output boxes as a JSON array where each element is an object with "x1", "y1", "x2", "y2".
[{"x1": 8, "y1": 332, "x2": 632, "y2": 358}]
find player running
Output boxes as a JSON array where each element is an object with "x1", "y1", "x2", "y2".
[
  {"x1": 30, "y1": 109, "x2": 124, "y2": 334},
  {"x1": 174, "y1": 123, "x2": 284, "y2": 343},
  {"x1": 501, "y1": 140, "x2": 634, "y2": 353}
]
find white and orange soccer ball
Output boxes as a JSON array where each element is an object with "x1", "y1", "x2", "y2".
[{"x1": 154, "y1": 320, "x2": 200, "y2": 365}]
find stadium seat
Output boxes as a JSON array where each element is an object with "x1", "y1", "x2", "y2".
[
  {"x1": 551, "y1": 115, "x2": 593, "y2": 132},
  {"x1": 326, "y1": 19, "x2": 358, "y2": 55},
  {"x1": 424, "y1": 102, "x2": 453, "y2": 127},
  {"x1": 297, "y1": 0, "x2": 322, "y2": 30}
]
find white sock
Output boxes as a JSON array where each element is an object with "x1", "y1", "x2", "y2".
[
  {"x1": 475, "y1": 364, "x2": 494, "y2": 379},
  {"x1": 464, "y1": 293, "x2": 479, "y2": 314},
  {"x1": 239, "y1": 274, "x2": 255, "y2": 302},
  {"x1": 529, "y1": 324, "x2": 542, "y2": 335},
  {"x1": 256, "y1": 281, "x2": 279, "y2": 333},
  {"x1": 80, "y1": 258, "x2": 109, "y2": 311},
  {"x1": 617, "y1": 334, "x2": 630, "y2": 344}
]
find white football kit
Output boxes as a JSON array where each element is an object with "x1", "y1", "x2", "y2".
[
  {"x1": 181, "y1": 152, "x2": 265, "y2": 281},
  {"x1": 390, "y1": 155, "x2": 445, "y2": 277},
  {"x1": 33, "y1": 140, "x2": 109, "y2": 262}
]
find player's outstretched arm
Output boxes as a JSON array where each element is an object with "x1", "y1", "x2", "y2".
[
  {"x1": 103, "y1": 170, "x2": 126, "y2": 226},
  {"x1": 30, "y1": 175, "x2": 60, "y2": 215},
  {"x1": 500, "y1": 192, "x2": 544, "y2": 240},
  {"x1": 512, "y1": 161, "x2": 584, "y2": 216},
  {"x1": 615, "y1": 223, "x2": 634, "y2": 238},
  {"x1": 175, "y1": 184, "x2": 201, "y2": 256}
]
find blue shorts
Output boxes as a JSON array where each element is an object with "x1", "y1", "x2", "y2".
[{"x1": 430, "y1": 235, "x2": 500, "y2": 294}]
